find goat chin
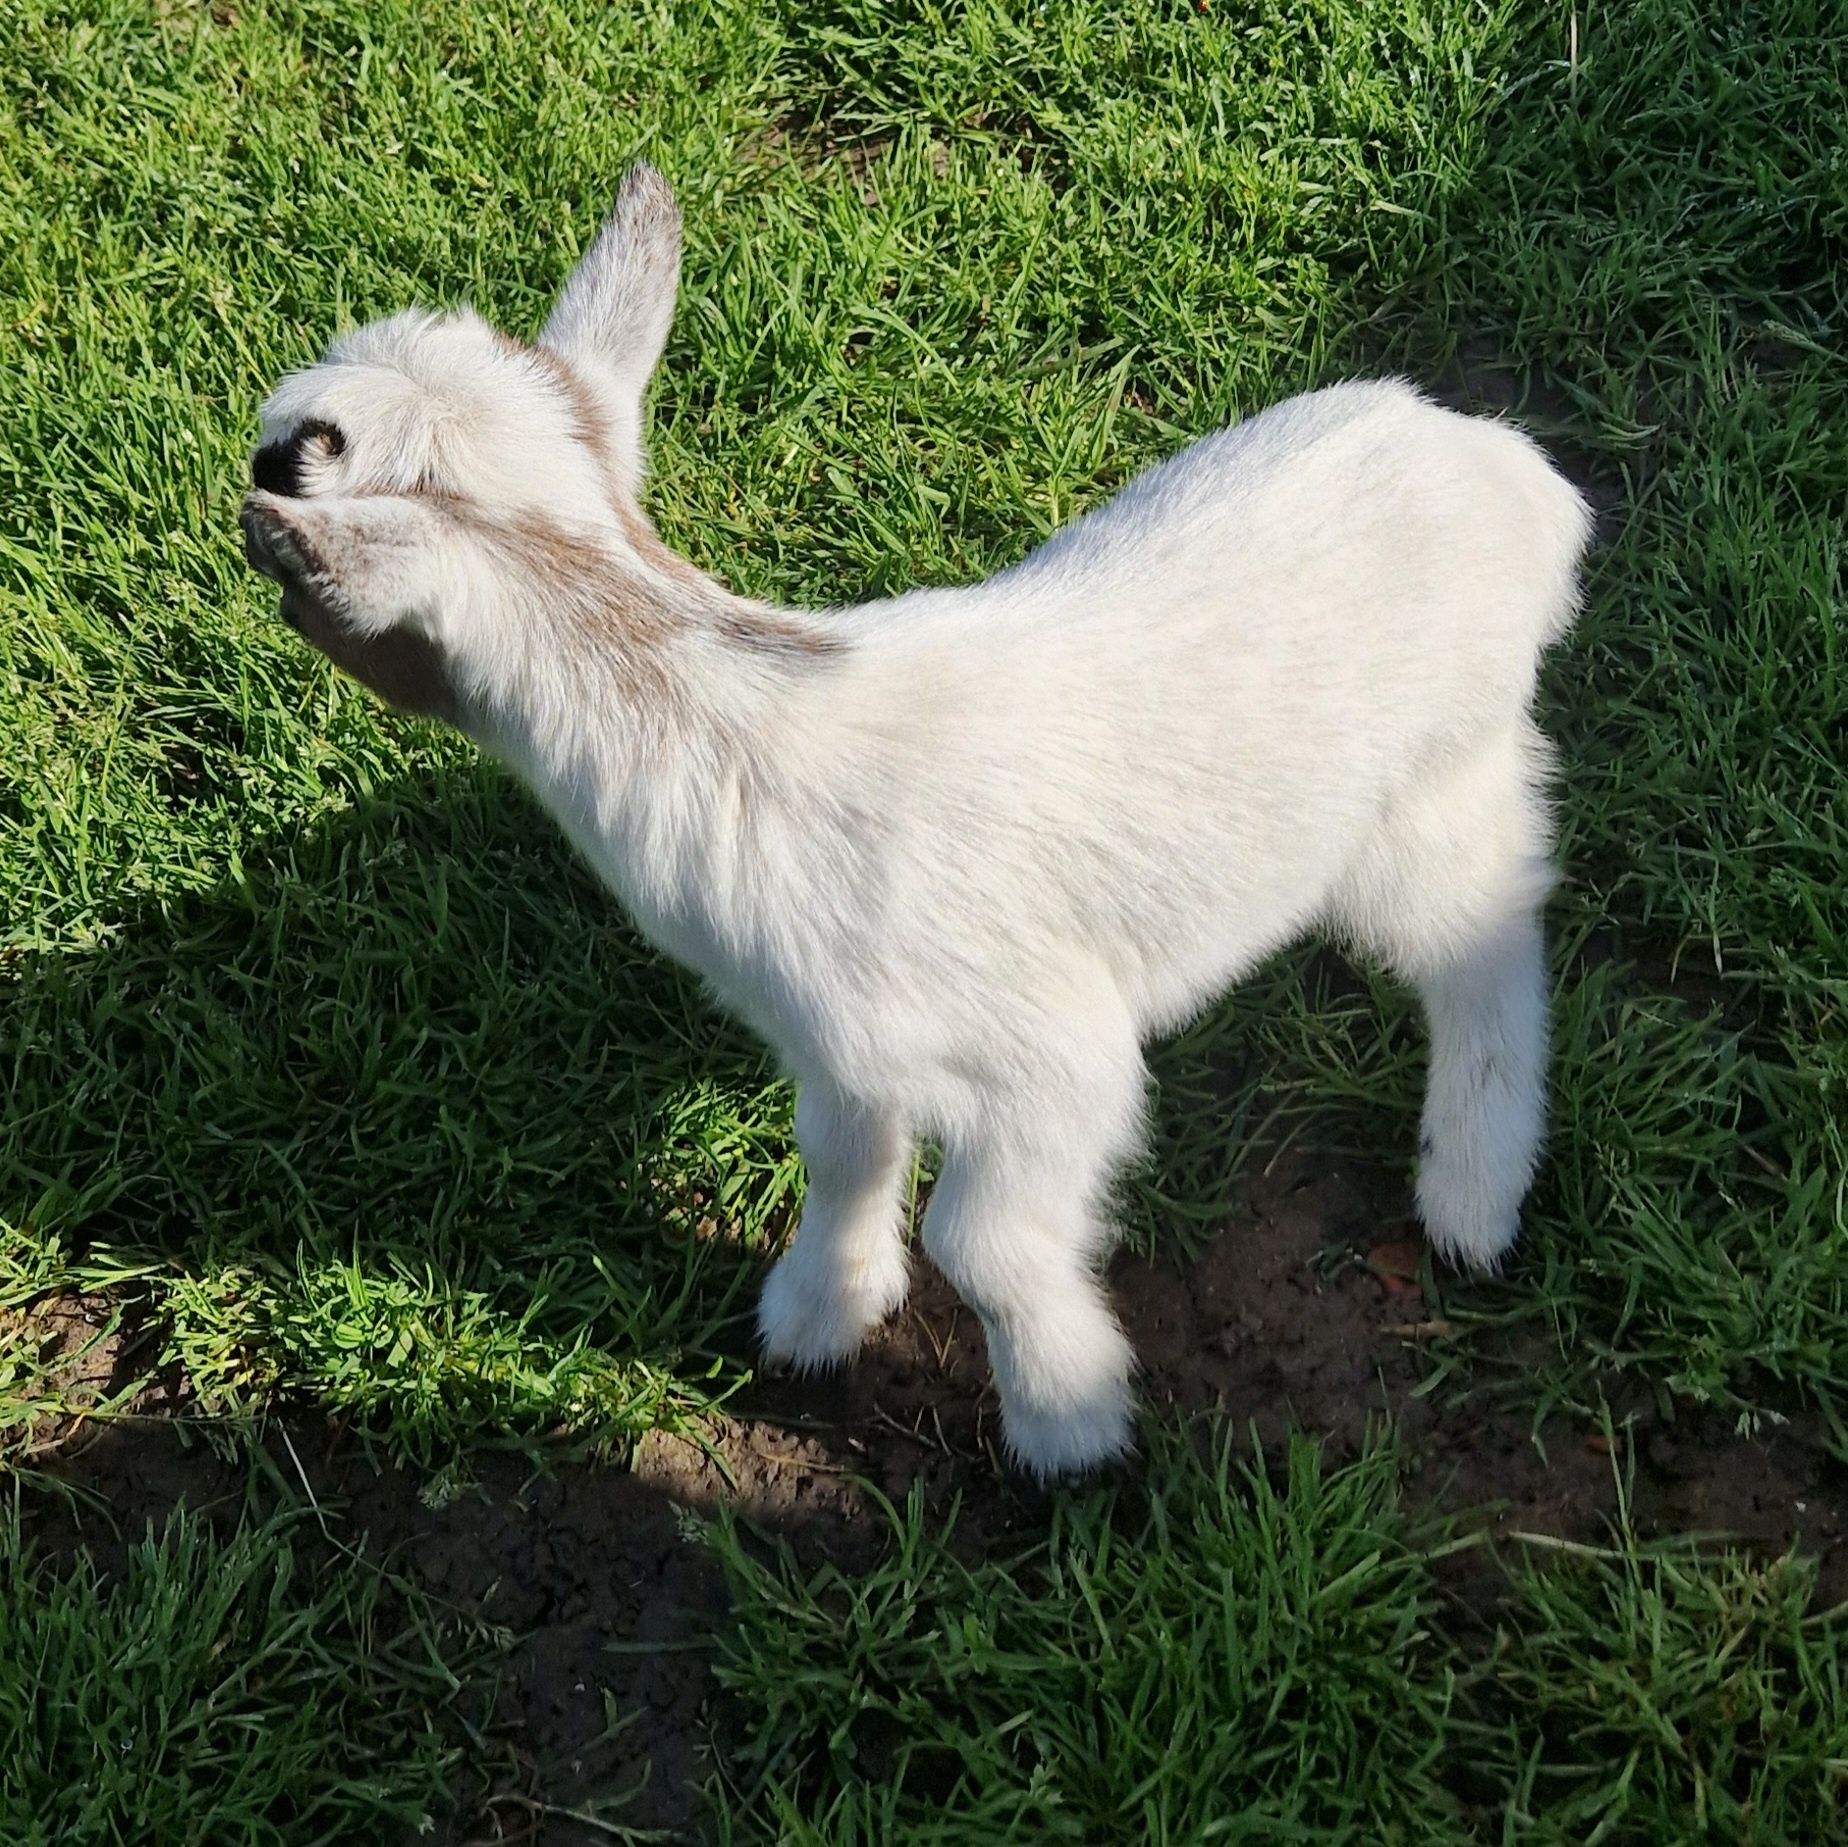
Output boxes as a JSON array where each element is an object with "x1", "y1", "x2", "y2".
[{"x1": 243, "y1": 164, "x2": 1593, "y2": 1476}]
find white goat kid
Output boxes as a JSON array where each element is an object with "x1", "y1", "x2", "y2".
[{"x1": 242, "y1": 166, "x2": 1592, "y2": 1478}]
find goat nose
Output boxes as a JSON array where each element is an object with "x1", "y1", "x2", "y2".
[
  {"x1": 250, "y1": 419, "x2": 345, "y2": 497},
  {"x1": 251, "y1": 434, "x2": 308, "y2": 497}
]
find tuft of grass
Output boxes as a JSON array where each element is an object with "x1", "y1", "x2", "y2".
[
  {"x1": 0, "y1": 1503, "x2": 490, "y2": 1846},
  {"x1": 1487, "y1": 1524, "x2": 1848, "y2": 1842},
  {"x1": 707, "y1": 1427, "x2": 1848, "y2": 1843},
  {"x1": 0, "y1": 1224, "x2": 159, "y2": 1465},
  {"x1": 709, "y1": 1428, "x2": 1467, "y2": 1843}
]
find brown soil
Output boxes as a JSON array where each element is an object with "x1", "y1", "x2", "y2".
[
  {"x1": 1, "y1": 1294, "x2": 154, "y2": 1455},
  {"x1": 16, "y1": 1150, "x2": 1846, "y2": 1843}
]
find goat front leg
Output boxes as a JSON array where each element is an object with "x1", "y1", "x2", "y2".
[{"x1": 757, "y1": 1082, "x2": 912, "y2": 1370}]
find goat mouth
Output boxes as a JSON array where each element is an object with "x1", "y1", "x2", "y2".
[
  {"x1": 240, "y1": 499, "x2": 325, "y2": 633},
  {"x1": 239, "y1": 507, "x2": 328, "y2": 649},
  {"x1": 240, "y1": 502, "x2": 289, "y2": 584}
]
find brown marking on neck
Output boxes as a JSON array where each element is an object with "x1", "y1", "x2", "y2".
[
  {"x1": 712, "y1": 605, "x2": 844, "y2": 660},
  {"x1": 522, "y1": 341, "x2": 723, "y2": 593},
  {"x1": 480, "y1": 508, "x2": 843, "y2": 665},
  {"x1": 480, "y1": 336, "x2": 845, "y2": 664}
]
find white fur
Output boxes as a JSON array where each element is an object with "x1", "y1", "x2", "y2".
[{"x1": 244, "y1": 166, "x2": 1592, "y2": 1476}]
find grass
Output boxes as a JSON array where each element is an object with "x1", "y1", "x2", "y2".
[
  {"x1": 1, "y1": 0, "x2": 1844, "y2": 1836},
  {"x1": 711, "y1": 1430, "x2": 1466, "y2": 1843},
  {"x1": 711, "y1": 1426, "x2": 1848, "y2": 1845},
  {"x1": 0, "y1": 1499, "x2": 489, "y2": 1845}
]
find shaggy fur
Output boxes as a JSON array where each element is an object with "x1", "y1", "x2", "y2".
[{"x1": 241, "y1": 164, "x2": 1592, "y2": 1476}]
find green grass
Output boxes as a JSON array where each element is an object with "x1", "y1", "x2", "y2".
[
  {"x1": 0, "y1": 1500, "x2": 489, "y2": 1844},
  {"x1": 1, "y1": 0, "x2": 1844, "y2": 1836},
  {"x1": 711, "y1": 1430, "x2": 1466, "y2": 1843},
  {"x1": 711, "y1": 1427, "x2": 1848, "y2": 1844}
]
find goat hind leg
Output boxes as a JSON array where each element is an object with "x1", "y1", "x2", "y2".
[{"x1": 1337, "y1": 719, "x2": 1556, "y2": 1270}]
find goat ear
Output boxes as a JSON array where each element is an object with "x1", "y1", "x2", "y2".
[{"x1": 541, "y1": 164, "x2": 682, "y2": 400}]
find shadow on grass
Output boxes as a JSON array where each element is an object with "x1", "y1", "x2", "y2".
[
  {"x1": 1, "y1": 729, "x2": 1419, "y2": 1459},
  {"x1": 1, "y1": 759, "x2": 795, "y2": 1455},
  {"x1": 13, "y1": 1408, "x2": 732, "y2": 1841}
]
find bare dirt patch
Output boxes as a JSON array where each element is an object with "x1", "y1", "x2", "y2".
[
  {"x1": 0, "y1": 1293, "x2": 157, "y2": 1462},
  {"x1": 16, "y1": 1152, "x2": 1846, "y2": 1841}
]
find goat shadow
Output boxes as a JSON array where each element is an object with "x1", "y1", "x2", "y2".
[{"x1": 2, "y1": 759, "x2": 790, "y2": 1442}]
